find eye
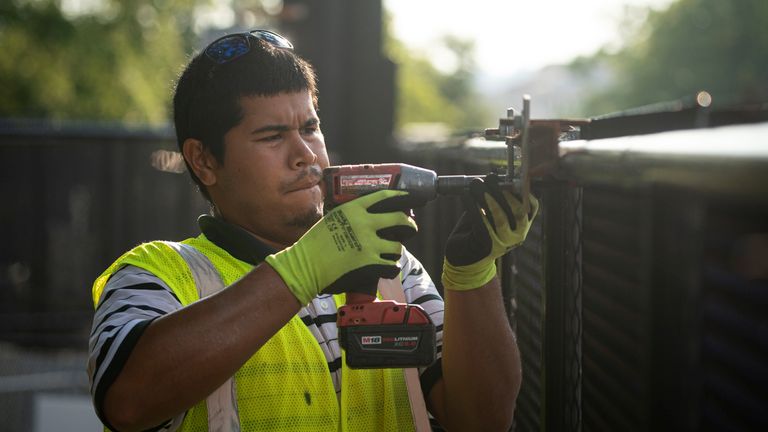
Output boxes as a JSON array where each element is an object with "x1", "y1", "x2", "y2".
[
  {"x1": 260, "y1": 134, "x2": 282, "y2": 142},
  {"x1": 301, "y1": 124, "x2": 319, "y2": 135}
]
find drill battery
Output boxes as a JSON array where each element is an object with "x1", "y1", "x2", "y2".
[{"x1": 338, "y1": 299, "x2": 436, "y2": 369}]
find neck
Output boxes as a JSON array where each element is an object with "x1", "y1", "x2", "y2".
[
  {"x1": 249, "y1": 231, "x2": 289, "y2": 252},
  {"x1": 211, "y1": 208, "x2": 309, "y2": 252}
]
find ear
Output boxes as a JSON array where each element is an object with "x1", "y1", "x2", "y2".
[{"x1": 182, "y1": 138, "x2": 219, "y2": 186}]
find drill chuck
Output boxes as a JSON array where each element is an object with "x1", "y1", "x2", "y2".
[
  {"x1": 435, "y1": 176, "x2": 478, "y2": 195},
  {"x1": 436, "y1": 175, "x2": 521, "y2": 196}
]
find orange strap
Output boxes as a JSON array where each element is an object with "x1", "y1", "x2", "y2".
[{"x1": 377, "y1": 277, "x2": 432, "y2": 432}]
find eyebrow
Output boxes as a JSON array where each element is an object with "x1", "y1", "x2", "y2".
[{"x1": 250, "y1": 118, "x2": 320, "y2": 135}]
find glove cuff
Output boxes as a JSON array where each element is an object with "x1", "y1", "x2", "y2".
[
  {"x1": 265, "y1": 250, "x2": 313, "y2": 305},
  {"x1": 441, "y1": 259, "x2": 497, "y2": 291}
]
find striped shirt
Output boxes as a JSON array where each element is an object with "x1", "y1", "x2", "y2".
[{"x1": 88, "y1": 237, "x2": 444, "y2": 431}]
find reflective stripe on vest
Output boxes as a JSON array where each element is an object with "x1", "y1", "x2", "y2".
[{"x1": 171, "y1": 242, "x2": 240, "y2": 432}]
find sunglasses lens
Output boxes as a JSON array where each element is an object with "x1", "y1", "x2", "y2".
[
  {"x1": 250, "y1": 30, "x2": 294, "y2": 50},
  {"x1": 205, "y1": 35, "x2": 251, "y2": 64},
  {"x1": 204, "y1": 30, "x2": 293, "y2": 65}
]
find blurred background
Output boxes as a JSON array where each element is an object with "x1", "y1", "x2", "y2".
[{"x1": 1, "y1": 0, "x2": 767, "y2": 430}]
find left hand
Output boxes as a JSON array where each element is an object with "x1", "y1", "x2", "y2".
[
  {"x1": 442, "y1": 174, "x2": 539, "y2": 291},
  {"x1": 265, "y1": 190, "x2": 417, "y2": 305}
]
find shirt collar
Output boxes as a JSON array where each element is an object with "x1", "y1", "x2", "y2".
[{"x1": 198, "y1": 214, "x2": 276, "y2": 265}]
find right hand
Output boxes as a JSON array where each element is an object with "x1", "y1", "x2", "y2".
[
  {"x1": 442, "y1": 174, "x2": 539, "y2": 291},
  {"x1": 265, "y1": 190, "x2": 418, "y2": 305}
]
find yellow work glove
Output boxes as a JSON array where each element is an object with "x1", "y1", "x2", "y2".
[
  {"x1": 442, "y1": 174, "x2": 539, "y2": 291},
  {"x1": 266, "y1": 190, "x2": 418, "y2": 305}
]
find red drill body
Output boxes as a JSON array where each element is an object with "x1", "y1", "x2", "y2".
[
  {"x1": 323, "y1": 164, "x2": 446, "y2": 369},
  {"x1": 323, "y1": 163, "x2": 518, "y2": 209}
]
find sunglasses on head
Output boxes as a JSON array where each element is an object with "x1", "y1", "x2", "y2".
[{"x1": 204, "y1": 29, "x2": 294, "y2": 65}]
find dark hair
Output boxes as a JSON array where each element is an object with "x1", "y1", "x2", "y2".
[{"x1": 173, "y1": 36, "x2": 318, "y2": 202}]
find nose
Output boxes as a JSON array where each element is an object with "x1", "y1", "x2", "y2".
[{"x1": 290, "y1": 135, "x2": 318, "y2": 169}]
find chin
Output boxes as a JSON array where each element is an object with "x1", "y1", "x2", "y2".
[{"x1": 287, "y1": 205, "x2": 323, "y2": 231}]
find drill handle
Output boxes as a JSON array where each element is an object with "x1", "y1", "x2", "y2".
[{"x1": 346, "y1": 291, "x2": 377, "y2": 304}]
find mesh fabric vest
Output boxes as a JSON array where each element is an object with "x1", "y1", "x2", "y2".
[{"x1": 92, "y1": 235, "x2": 415, "y2": 432}]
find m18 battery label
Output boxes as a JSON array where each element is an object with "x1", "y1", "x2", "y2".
[{"x1": 361, "y1": 336, "x2": 382, "y2": 345}]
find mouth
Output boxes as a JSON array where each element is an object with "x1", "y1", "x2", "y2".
[
  {"x1": 284, "y1": 166, "x2": 324, "y2": 195},
  {"x1": 286, "y1": 179, "x2": 321, "y2": 194}
]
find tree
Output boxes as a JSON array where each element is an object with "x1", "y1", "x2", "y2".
[
  {"x1": 1, "y1": 1, "x2": 494, "y2": 130},
  {"x1": 579, "y1": 0, "x2": 768, "y2": 116},
  {"x1": 0, "y1": 0, "x2": 201, "y2": 123},
  {"x1": 383, "y1": 12, "x2": 491, "y2": 133}
]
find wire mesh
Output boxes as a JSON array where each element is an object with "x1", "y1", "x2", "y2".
[
  {"x1": 565, "y1": 186, "x2": 583, "y2": 432},
  {"x1": 510, "y1": 205, "x2": 546, "y2": 432},
  {"x1": 581, "y1": 186, "x2": 653, "y2": 431}
]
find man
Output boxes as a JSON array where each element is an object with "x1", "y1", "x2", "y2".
[{"x1": 88, "y1": 29, "x2": 538, "y2": 431}]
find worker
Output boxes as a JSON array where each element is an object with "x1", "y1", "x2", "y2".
[{"x1": 87, "y1": 29, "x2": 538, "y2": 431}]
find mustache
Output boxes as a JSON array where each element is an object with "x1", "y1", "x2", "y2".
[{"x1": 281, "y1": 165, "x2": 323, "y2": 192}]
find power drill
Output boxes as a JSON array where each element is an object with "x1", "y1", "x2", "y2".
[
  {"x1": 323, "y1": 163, "x2": 436, "y2": 369},
  {"x1": 325, "y1": 163, "x2": 517, "y2": 369}
]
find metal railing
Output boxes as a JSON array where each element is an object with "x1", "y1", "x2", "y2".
[
  {"x1": 397, "y1": 103, "x2": 768, "y2": 432},
  {"x1": 1, "y1": 119, "x2": 208, "y2": 430}
]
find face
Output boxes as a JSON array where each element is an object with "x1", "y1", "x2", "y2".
[{"x1": 206, "y1": 90, "x2": 330, "y2": 248}]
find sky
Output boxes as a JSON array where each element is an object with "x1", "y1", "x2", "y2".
[
  {"x1": 61, "y1": 0, "x2": 675, "y2": 88},
  {"x1": 384, "y1": 0, "x2": 676, "y2": 82}
]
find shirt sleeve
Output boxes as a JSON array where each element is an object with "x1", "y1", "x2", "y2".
[
  {"x1": 87, "y1": 265, "x2": 186, "y2": 431},
  {"x1": 399, "y1": 248, "x2": 444, "y2": 398}
]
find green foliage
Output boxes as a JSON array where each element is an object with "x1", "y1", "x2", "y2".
[
  {"x1": 12, "y1": 0, "x2": 764, "y2": 129},
  {"x1": 580, "y1": 0, "x2": 768, "y2": 116},
  {"x1": 2, "y1": 1, "x2": 492, "y2": 130},
  {"x1": 383, "y1": 14, "x2": 491, "y2": 133},
  {"x1": 0, "y1": 0, "x2": 199, "y2": 123}
]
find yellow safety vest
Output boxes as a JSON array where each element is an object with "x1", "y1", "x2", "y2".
[{"x1": 92, "y1": 235, "x2": 414, "y2": 432}]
